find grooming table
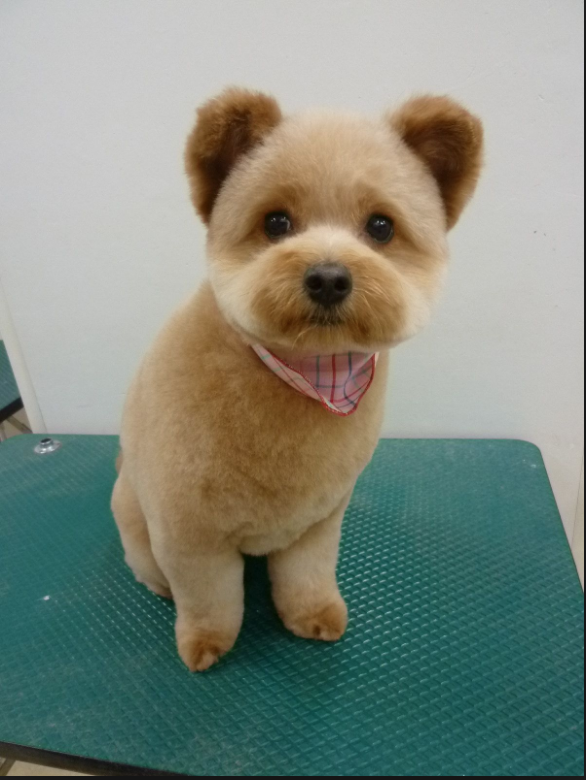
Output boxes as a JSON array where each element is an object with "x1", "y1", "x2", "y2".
[
  {"x1": 0, "y1": 342, "x2": 23, "y2": 426},
  {"x1": 0, "y1": 436, "x2": 583, "y2": 776}
]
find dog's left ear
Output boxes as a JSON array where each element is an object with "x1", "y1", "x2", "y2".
[
  {"x1": 390, "y1": 96, "x2": 484, "y2": 229},
  {"x1": 185, "y1": 87, "x2": 283, "y2": 223}
]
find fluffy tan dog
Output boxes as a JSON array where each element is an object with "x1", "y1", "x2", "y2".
[{"x1": 112, "y1": 88, "x2": 483, "y2": 672}]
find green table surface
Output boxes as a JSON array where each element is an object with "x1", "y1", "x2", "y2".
[
  {"x1": 0, "y1": 436, "x2": 583, "y2": 776},
  {"x1": 0, "y1": 342, "x2": 21, "y2": 418}
]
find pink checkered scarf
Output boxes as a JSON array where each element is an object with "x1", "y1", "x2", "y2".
[{"x1": 253, "y1": 345, "x2": 379, "y2": 416}]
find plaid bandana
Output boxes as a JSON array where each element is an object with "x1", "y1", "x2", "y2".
[{"x1": 253, "y1": 345, "x2": 379, "y2": 416}]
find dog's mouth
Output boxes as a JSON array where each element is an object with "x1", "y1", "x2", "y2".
[{"x1": 310, "y1": 309, "x2": 345, "y2": 328}]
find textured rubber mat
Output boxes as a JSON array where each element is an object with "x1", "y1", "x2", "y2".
[
  {"x1": 0, "y1": 342, "x2": 20, "y2": 418},
  {"x1": 0, "y1": 436, "x2": 583, "y2": 776}
]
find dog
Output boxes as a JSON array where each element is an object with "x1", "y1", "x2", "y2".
[{"x1": 112, "y1": 88, "x2": 483, "y2": 672}]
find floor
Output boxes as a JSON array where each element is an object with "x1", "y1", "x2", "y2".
[
  {"x1": 0, "y1": 408, "x2": 30, "y2": 440},
  {"x1": 7, "y1": 762, "x2": 87, "y2": 776}
]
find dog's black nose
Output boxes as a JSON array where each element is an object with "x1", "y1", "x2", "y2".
[{"x1": 304, "y1": 262, "x2": 353, "y2": 308}]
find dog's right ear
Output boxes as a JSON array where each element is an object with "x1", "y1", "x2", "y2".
[
  {"x1": 390, "y1": 96, "x2": 483, "y2": 229},
  {"x1": 185, "y1": 87, "x2": 282, "y2": 223}
]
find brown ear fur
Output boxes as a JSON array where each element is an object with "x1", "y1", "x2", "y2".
[
  {"x1": 391, "y1": 96, "x2": 483, "y2": 228},
  {"x1": 185, "y1": 87, "x2": 282, "y2": 223}
]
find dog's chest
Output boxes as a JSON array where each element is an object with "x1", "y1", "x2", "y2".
[
  {"x1": 174, "y1": 345, "x2": 390, "y2": 553},
  {"x1": 200, "y1": 403, "x2": 380, "y2": 555}
]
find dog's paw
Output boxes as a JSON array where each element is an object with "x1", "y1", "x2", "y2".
[
  {"x1": 140, "y1": 579, "x2": 173, "y2": 600},
  {"x1": 177, "y1": 630, "x2": 234, "y2": 673},
  {"x1": 283, "y1": 597, "x2": 348, "y2": 642}
]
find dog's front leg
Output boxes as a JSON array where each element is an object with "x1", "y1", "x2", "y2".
[
  {"x1": 158, "y1": 544, "x2": 245, "y2": 672},
  {"x1": 268, "y1": 491, "x2": 353, "y2": 642}
]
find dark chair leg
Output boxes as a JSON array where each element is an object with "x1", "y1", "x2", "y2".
[{"x1": 0, "y1": 757, "x2": 15, "y2": 776}]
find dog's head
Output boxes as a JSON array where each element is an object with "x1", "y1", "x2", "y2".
[{"x1": 185, "y1": 88, "x2": 483, "y2": 353}]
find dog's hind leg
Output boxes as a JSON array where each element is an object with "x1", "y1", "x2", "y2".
[{"x1": 111, "y1": 470, "x2": 172, "y2": 600}]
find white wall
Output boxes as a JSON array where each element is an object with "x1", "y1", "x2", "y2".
[{"x1": 0, "y1": 0, "x2": 583, "y2": 537}]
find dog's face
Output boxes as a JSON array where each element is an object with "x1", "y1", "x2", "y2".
[{"x1": 186, "y1": 89, "x2": 483, "y2": 353}]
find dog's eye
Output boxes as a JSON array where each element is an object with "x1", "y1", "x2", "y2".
[
  {"x1": 265, "y1": 212, "x2": 293, "y2": 239},
  {"x1": 366, "y1": 215, "x2": 395, "y2": 244}
]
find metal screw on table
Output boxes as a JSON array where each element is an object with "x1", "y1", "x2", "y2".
[{"x1": 34, "y1": 437, "x2": 62, "y2": 455}]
